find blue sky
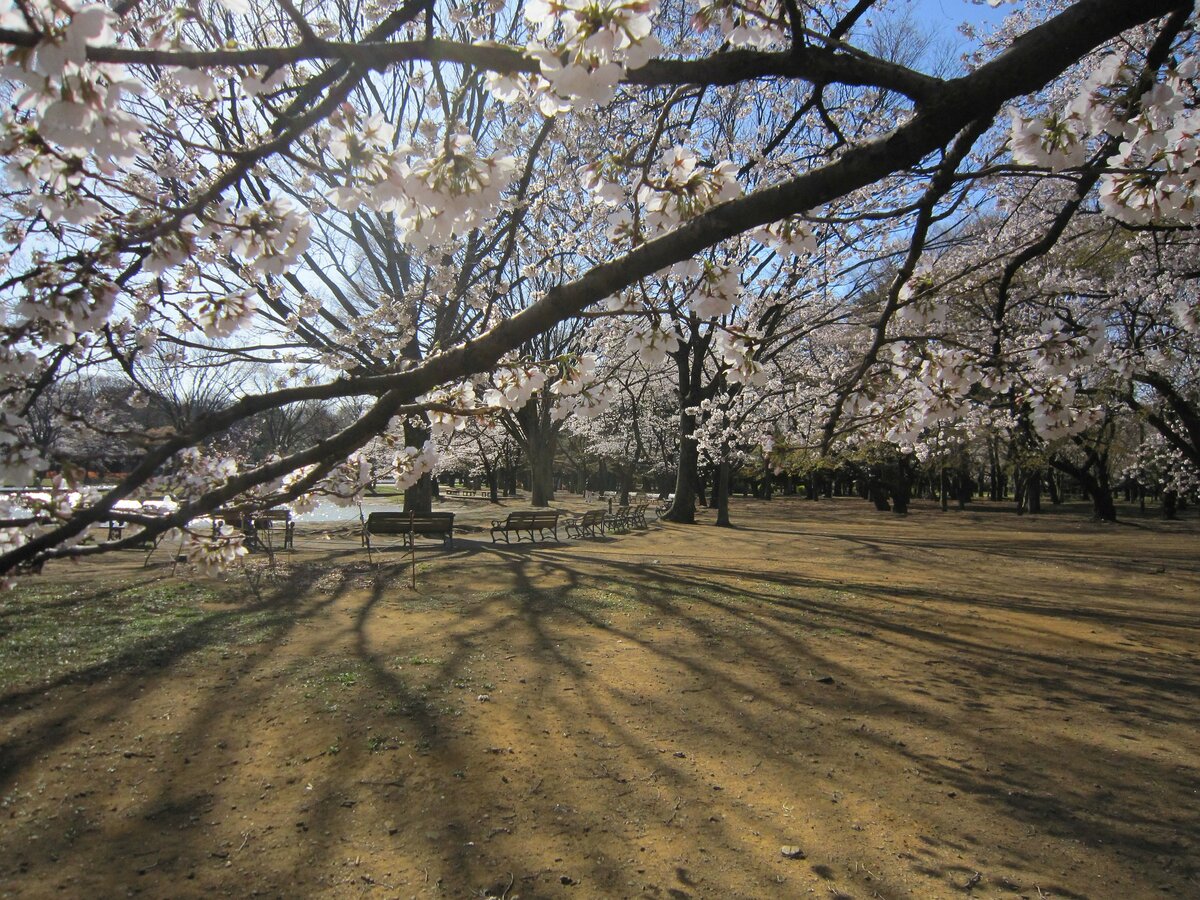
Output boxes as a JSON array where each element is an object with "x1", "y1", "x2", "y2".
[{"x1": 908, "y1": 0, "x2": 1012, "y2": 45}]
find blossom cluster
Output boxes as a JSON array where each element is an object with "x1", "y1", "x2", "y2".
[
  {"x1": 424, "y1": 382, "x2": 479, "y2": 437},
  {"x1": 512, "y1": 0, "x2": 662, "y2": 112},
  {"x1": 692, "y1": 0, "x2": 786, "y2": 49},
  {"x1": 637, "y1": 147, "x2": 741, "y2": 234},
  {"x1": 395, "y1": 440, "x2": 440, "y2": 491},
  {"x1": 1, "y1": 4, "x2": 144, "y2": 225},
  {"x1": 714, "y1": 329, "x2": 766, "y2": 386},
  {"x1": 323, "y1": 112, "x2": 518, "y2": 251},
  {"x1": 185, "y1": 526, "x2": 249, "y2": 576},
  {"x1": 1011, "y1": 53, "x2": 1200, "y2": 224},
  {"x1": 549, "y1": 354, "x2": 615, "y2": 420},
  {"x1": 483, "y1": 365, "x2": 549, "y2": 410}
]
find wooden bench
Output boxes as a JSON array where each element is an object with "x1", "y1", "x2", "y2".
[
  {"x1": 363, "y1": 511, "x2": 454, "y2": 550},
  {"x1": 248, "y1": 509, "x2": 295, "y2": 551},
  {"x1": 443, "y1": 487, "x2": 487, "y2": 499},
  {"x1": 565, "y1": 508, "x2": 606, "y2": 538},
  {"x1": 106, "y1": 501, "x2": 178, "y2": 548},
  {"x1": 605, "y1": 504, "x2": 634, "y2": 532},
  {"x1": 490, "y1": 510, "x2": 560, "y2": 543}
]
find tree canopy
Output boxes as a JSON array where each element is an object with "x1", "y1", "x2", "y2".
[{"x1": 1, "y1": 0, "x2": 1197, "y2": 578}]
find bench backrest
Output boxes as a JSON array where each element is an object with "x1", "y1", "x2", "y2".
[
  {"x1": 367, "y1": 512, "x2": 454, "y2": 532},
  {"x1": 504, "y1": 510, "x2": 559, "y2": 527},
  {"x1": 583, "y1": 509, "x2": 606, "y2": 524}
]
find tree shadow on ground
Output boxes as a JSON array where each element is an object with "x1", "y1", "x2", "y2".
[{"x1": 1, "y1": 501, "x2": 1197, "y2": 898}]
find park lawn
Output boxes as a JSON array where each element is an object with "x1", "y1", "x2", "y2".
[{"x1": 0, "y1": 497, "x2": 1197, "y2": 899}]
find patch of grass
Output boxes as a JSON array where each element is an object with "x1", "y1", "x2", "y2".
[
  {"x1": 297, "y1": 660, "x2": 367, "y2": 710},
  {"x1": 0, "y1": 576, "x2": 278, "y2": 693},
  {"x1": 399, "y1": 654, "x2": 441, "y2": 668}
]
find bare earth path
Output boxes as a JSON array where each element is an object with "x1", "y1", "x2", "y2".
[{"x1": 1, "y1": 497, "x2": 1197, "y2": 899}]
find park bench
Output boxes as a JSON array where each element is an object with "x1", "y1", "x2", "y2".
[
  {"x1": 105, "y1": 499, "x2": 147, "y2": 543},
  {"x1": 604, "y1": 505, "x2": 629, "y2": 532},
  {"x1": 247, "y1": 508, "x2": 295, "y2": 552},
  {"x1": 106, "y1": 498, "x2": 180, "y2": 548},
  {"x1": 604, "y1": 503, "x2": 651, "y2": 532},
  {"x1": 443, "y1": 487, "x2": 487, "y2": 499},
  {"x1": 628, "y1": 502, "x2": 651, "y2": 527},
  {"x1": 565, "y1": 508, "x2": 607, "y2": 538},
  {"x1": 363, "y1": 511, "x2": 455, "y2": 550},
  {"x1": 490, "y1": 510, "x2": 560, "y2": 543}
]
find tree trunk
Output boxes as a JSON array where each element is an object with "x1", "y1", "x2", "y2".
[
  {"x1": 1050, "y1": 452, "x2": 1115, "y2": 523},
  {"x1": 868, "y1": 471, "x2": 891, "y2": 511},
  {"x1": 403, "y1": 420, "x2": 433, "y2": 514},
  {"x1": 1046, "y1": 471, "x2": 1062, "y2": 504},
  {"x1": 891, "y1": 457, "x2": 911, "y2": 515},
  {"x1": 1092, "y1": 482, "x2": 1116, "y2": 521},
  {"x1": 956, "y1": 462, "x2": 972, "y2": 509},
  {"x1": 529, "y1": 440, "x2": 555, "y2": 507},
  {"x1": 663, "y1": 408, "x2": 699, "y2": 524},
  {"x1": 715, "y1": 459, "x2": 732, "y2": 527},
  {"x1": 1025, "y1": 472, "x2": 1042, "y2": 514}
]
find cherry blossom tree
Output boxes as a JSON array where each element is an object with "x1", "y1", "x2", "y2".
[{"x1": 0, "y1": 0, "x2": 1194, "y2": 581}]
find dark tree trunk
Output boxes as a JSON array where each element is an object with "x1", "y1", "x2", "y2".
[
  {"x1": 956, "y1": 462, "x2": 972, "y2": 509},
  {"x1": 1026, "y1": 473, "x2": 1042, "y2": 514},
  {"x1": 868, "y1": 471, "x2": 891, "y2": 511},
  {"x1": 891, "y1": 457, "x2": 912, "y2": 515},
  {"x1": 1050, "y1": 451, "x2": 1116, "y2": 523},
  {"x1": 480, "y1": 455, "x2": 500, "y2": 504},
  {"x1": 403, "y1": 420, "x2": 433, "y2": 514},
  {"x1": 664, "y1": 409, "x2": 699, "y2": 524},
  {"x1": 715, "y1": 460, "x2": 732, "y2": 527},
  {"x1": 989, "y1": 439, "x2": 1004, "y2": 501},
  {"x1": 529, "y1": 441, "x2": 555, "y2": 507},
  {"x1": 1046, "y1": 471, "x2": 1062, "y2": 504}
]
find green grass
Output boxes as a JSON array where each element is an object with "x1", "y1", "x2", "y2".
[{"x1": 0, "y1": 576, "x2": 282, "y2": 693}]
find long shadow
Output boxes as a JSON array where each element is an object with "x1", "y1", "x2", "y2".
[
  {"x1": 2, "y1": 506, "x2": 1197, "y2": 898},
  {"x1": 428, "y1": 540, "x2": 1199, "y2": 885}
]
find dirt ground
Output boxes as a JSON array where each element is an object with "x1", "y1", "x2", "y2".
[{"x1": 1, "y1": 496, "x2": 1198, "y2": 899}]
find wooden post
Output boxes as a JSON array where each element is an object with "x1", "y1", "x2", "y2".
[{"x1": 409, "y1": 510, "x2": 416, "y2": 590}]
